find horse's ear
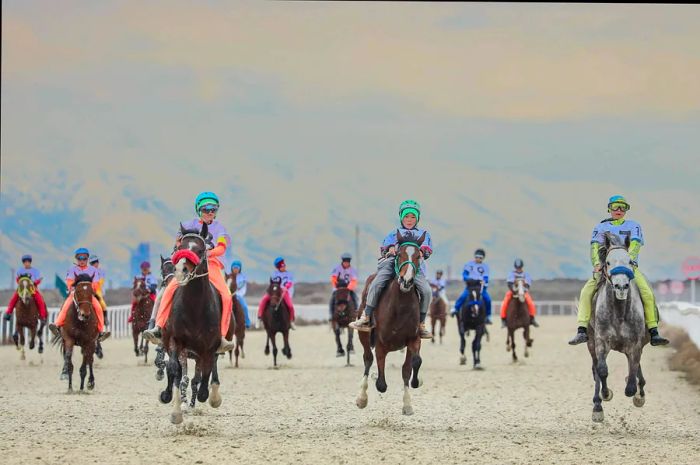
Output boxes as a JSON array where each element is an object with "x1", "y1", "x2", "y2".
[
  {"x1": 417, "y1": 231, "x2": 426, "y2": 246},
  {"x1": 179, "y1": 223, "x2": 186, "y2": 235},
  {"x1": 624, "y1": 235, "x2": 631, "y2": 249},
  {"x1": 603, "y1": 232, "x2": 612, "y2": 249},
  {"x1": 160, "y1": 254, "x2": 165, "y2": 264},
  {"x1": 396, "y1": 229, "x2": 404, "y2": 244},
  {"x1": 200, "y1": 221, "x2": 209, "y2": 239}
]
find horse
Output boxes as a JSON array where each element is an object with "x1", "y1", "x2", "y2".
[
  {"x1": 51, "y1": 274, "x2": 99, "y2": 392},
  {"x1": 158, "y1": 223, "x2": 223, "y2": 424},
  {"x1": 429, "y1": 285, "x2": 446, "y2": 344},
  {"x1": 12, "y1": 276, "x2": 45, "y2": 360},
  {"x1": 261, "y1": 278, "x2": 292, "y2": 368},
  {"x1": 330, "y1": 278, "x2": 357, "y2": 366},
  {"x1": 355, "y1": 230, "x2": 425, "y2": 416},
  {"x1": 154, "y1": 255, "x2": 175, "y2": 381},
  {"x1": 505, "y1": 277, "x2": 533, "y2": 362},
  {"x1": 457, "y1": 279, "x2": 487, "y2": 369},
  {"x1": 131, "y1": 277, "x2": 153, "y2": 363},
  {"x1": 225, "y1": 272, "x2": 246, "y2": 368},
  {"x1": 587, "y1": 232, "x2": 650, "y2": 423}
]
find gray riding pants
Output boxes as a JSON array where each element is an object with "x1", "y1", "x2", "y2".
[{"x1": 365, "y1": 258, "x2": 431, "y2": 321}]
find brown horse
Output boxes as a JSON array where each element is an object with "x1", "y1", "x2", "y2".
[
  {"x1": 356, "y1": 230, "x2": 425, "y2": 416},
  {"x1": 505, "y1": 278, "x2": 533, "y2": 362},
  {"x1": 261, "y1": 278, "x2": 292, "y2": 368},
  {"x1": 429, "y1": 285, "x2": 446, "y2": 344},
  {"x1": 131, "y1": 277, "x2": 153, "y2": 363},
  {"x1": 225, "y1": 273, "x2": 246, "y2": 368},
  {"x1": 330, "y1": 280, "x2": 358, "y2": 366},
  {"x1": 12, "y1": 276, "x2": 45, "y2": 360},
  {"x1": 51, "y1": 275, "x2": 100, "y2": 392}
]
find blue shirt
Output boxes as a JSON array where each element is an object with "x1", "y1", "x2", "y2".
[
  {"x1": 507, "y1": 270, "x2": 532, "y2": 287},
  {"x1": 591, "y1": 219, "x2": 644, "y2": 247},
  {"x1": 16, "y1": 267, "x2": 42, "y2": 282},
  {"x1": 235, "y1": 273, "x2": 247, "y2": 298},
  {"x1": 463, "y1": 261, "x2": 490, "y2": 285}
]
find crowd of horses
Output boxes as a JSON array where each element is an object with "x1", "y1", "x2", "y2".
[{"x1": 7, "y1": 228, "x2": 653, "y2": 423}]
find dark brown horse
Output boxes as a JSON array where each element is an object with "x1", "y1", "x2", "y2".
[
  {"x1": 261, "y1": 278, "x2": 292, "y2": 368},
  {"x1": 505, "y1": 278, "x2": 533, "y2": 362},
  {"x1": 429, "y1": 285, "x2": 446, "y2": 345},
  {"x1": 131, "y1": 277, "x2": 153, "y2": 363},
  {"x1": 225, "y1": 273, "x2": 246, "y2": 368},
  {"x1": 330, "y1": 279, "x2": 357, "y2": 366},
  {"x1": 154, "y1": 255, "x2": 175, "y2": 382},
  {"x1": 51, "y1": 275, "x2": 100, "y2": 392},
  {"x1": 356, "y1": 230, "x2": 425, "y2": 415},
  {"x1": 12, "y1": 276, "x2": 45, "y2": 360},
  {"x1": 159, "y1": 223, "x2": 223, "y2": 424}
]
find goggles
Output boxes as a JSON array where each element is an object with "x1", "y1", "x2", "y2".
[
  {"x1": 608, "y1": 202, "x2": 629, "y2": 212},
  {"x1": 200, "y1": 206, "x2": 218, "y2": 214},
  {"x1": 76, "y1": 255, "x2": 89, "y2": 261}
]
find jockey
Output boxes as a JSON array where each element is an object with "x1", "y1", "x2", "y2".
[
  {"x1": 89, "y1": 255, "x2": 108, "y2": 321},
  {"x1": 48, "y1": 248, "x2": 110, "y2": 341},
  {"x1": 4, "y1": 254, "x2": 48, "y2": 324},
  {"x1": 329, "y1": 253, "x2": 359, "y2": 318},
  {"x1": 258, "y1": 256, "x2": 297, "y2": 329},
  {"x1": 230, "y1": 260, "x2": 251, "y2": 328},
  {"x1": 453, "y1": 249, "x2": 492, "y2": 323},
  {"x1": 569, "y1": 195, "x2": 669, "y2": 346},
  {"x1": 143, "y1": 192, "x2": 235, "y2": 353},
  {"x1": 429, "y1": 269, "x2": 449, "y2": 306},
  {"x1": 128, "y1": 261, "x2": 158, "y2": 323},
  {"x1": 349, "y1": 200, "x2": 433, "y2": 339},
  {"x1": 499, "y1": 259, "x2": 538, "y2": 328}
]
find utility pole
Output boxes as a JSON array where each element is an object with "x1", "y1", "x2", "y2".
[{"x1": 355, "y1": 225, "x2": 360, "y2": 278}]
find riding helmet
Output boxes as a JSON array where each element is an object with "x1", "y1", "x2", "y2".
[
  {"x1": 195, "y1": 191, "x2": 220, "y2": 214},
  {"x1": 474, "y1": 248, "x2": 486, "y2": 259},
  {"x1": 274, "y1": 256, "x2": 285, "y2": 268},
  {"x1": 21, "y1": 254, "x2": 32, "y2": 262},
  {"x1": 341, "y1": 253, "x2": 352, "y2": 262},
  {"x1": 89, "y1": 255, "x2": 99, "y2": 264},
  {"x1": 399, "y1": 199, "x2": 421, "y2": 222},
  {"x1": 74, "y1": 247, "x2": 89, "y2": 258},
  {"x1": 514, "y1": 258, "x2": 524, "y2": 269},
  {"x1": 231, "y1": 260, "x2": 243, "y2": 271}
]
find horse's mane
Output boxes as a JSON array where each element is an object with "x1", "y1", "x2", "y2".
[{"x1": 465, "y1": 279, "x2": 482, "y2": 289}]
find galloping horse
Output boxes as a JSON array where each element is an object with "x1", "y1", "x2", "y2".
[
  {"x1": 330, "y1": 278, "x2": 357, "y2": 366},
  {"x1": 225, "y1": 273, "x2": 246, "y2": 368},
  {"x1": 12, "y1": 276, "x2": 45, "y2": 359},
  {"x1": 51, "y1": 274, "x2": 99, "y2": 392},
  {"x1": 457, "y1": 279, "x2": 487, "y2": 369},
  {"x1": 159, "y1": 223, "x2": 224, "y2": 424},
  {"x1": 356, "y1": 230, "x2": 425, "y2": 416},
  {"x1": 505, "y1": 277, "x2": 533, "y2": 362},
  {"x1": 154, "y1": 255, "x2": 175, "y2": 381},
  {"x1": 131, "y1": 277, "x2": 153, "y2": 363},
  {"x1": 429, "y1": 284, "x2": 446, "y2": 344},
  {"x1": 587, "y1": 232, "x2": 651, "y2": 422},
  {"x1": 261, "y1": 278, "x2": 292, "y2": 367}
]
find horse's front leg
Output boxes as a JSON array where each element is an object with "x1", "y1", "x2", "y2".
[
  {"x1": 509, "y1": 329, "x2": 517, "y2": 362},
  {"x1": 375, "y1": 345, "x2": 388, "y2": 393},
  {"x1": 335, "y1": 326, "x2": 344, "y2": 357},
  {"x1": 472, "y1": 326, "x2": 484, "y2": 369},
  {"x1": 177, "y1": 351, "x2": 189, "y2": 409},
  {"x1": 524, "y1": 326, "x2": 530, "y2": 358},
  {"x1": 282, "y1": 331, "x2": 292, "y2": 359},
  {"x1": 356, "y1": 332, "x2": 373, "y2": 409},
  {"x1": 590, "y1": 356, "x2": 604, "y2": 422},
  {"x1": 63, "y1": 341, "x2": 74, "y2": 391},
  {"x1": 87, "y1": 348, "x2": 95, "y2": 391},
  {"x1": 190, "y1": 363, "x2": 201, "y2": 409},
  {"x1": 169, "y1": 349, "x2": 184, "y2": 424},
  {"x1": 79, "y1": 347, "x2": 88, "y2": 391},
  {"x1": 197, "y1": 356, "x2": 213, "y2": 403},
  {"x1": 19, "y1": 327, "x2": 26, "y2": 360},
  {"x1": 133, "y1": 330, "x2": 140, "y2": 357},
  {"x1": 38, "y1": 320, "x2": 45, "y2": 354},
  {"x1": 347, "y1": 328, "x2": 355, "y2": 353},
  {"x1": 29, "y1": 325, "x2": 37, "y2": 351},
  {"x1": 634, "y1": 365, "x2": 646, "y2": 408},
  {"x1": 595, "y1": 342, "x2": 612, "y2": 402},
  {"x1": 401, "y1": 346, "x2": 414, "y2": 416},
  {"x1": 624, "y1": 350, "x2": 642, "y2": 398},
  {"x1": 209, "y1": 356, "x2": 222, "y2": 408}
]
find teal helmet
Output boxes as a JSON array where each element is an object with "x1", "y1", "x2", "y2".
[
  {"x1": 399, "y1": 199, "x2": 421, "y2": 223},
  {"x1": 607, "y1": 195, "x2": 630, "y2": 211},
  {"x1": 195, "y1": 191, "x2": 220, "y2": 215},
  {"x1": 231, "y1": 260, "x2": 242, "y2": 271}
]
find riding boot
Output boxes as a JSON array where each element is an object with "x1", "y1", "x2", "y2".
[
  {"x1": 419, "y1": 322, "x2": 432, "y2": 339},
  {"x1": 216, "y1": 337, "x2": 236, "y2": 354},
  {"x1": 348, "y1": 311, "x2": 374, "y2": 332},
  {"x1": 98, "y1": 331, "x2": 111, "y2": 342},
  {"x1": 568, "y1": 326, "x2": 588, "y2": 345},
  {"x1": 143, "y1": 326, "x2": 162, "y2": 344},
  {"x1": 530, "y1": 316, "x2": 540, "y2": 327},
  {"x1": 3, "y1": 313, "x2": 11, "y2": 322},
  {"x1": 649, "y1": 328, "x2": 669, "y2": 346},
  {"x1": 147, "y1": 319, "x2": 156, "y2": 330},
  {"x1": 501, "y1": 318, "x2": 507, "y2": 329}
]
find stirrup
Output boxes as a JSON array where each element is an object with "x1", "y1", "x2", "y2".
[
  {"x1": 349, "y1": 315, "x2": 373, "y2": 332},
  {"x1": 143, "y1": 327, "x2": 162, "y2": 344},
  {"x1": 568, "y1": 332, "x2": 588, "y2": 345},
  {"x1": 217, "y1": 337, "x2": 235, "y2": 354},
  {"x1": 419, "y1": 324, "x2": 432, "y2": 339}
]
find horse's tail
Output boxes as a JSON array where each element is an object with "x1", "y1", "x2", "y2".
[{"x1": 50, "y1": 332, "x2": 65, "y2": 354}]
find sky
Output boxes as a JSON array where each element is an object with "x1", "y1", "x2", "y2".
[{"x1": 1, "y1": 1, "x2": 699, "y2": 285}]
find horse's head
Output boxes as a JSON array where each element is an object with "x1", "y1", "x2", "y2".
[
  {"x1": 395, "y1": 230, "x2": 426, "y2": 293},
  {"x1": 173, "y1": 223, "x2": 209, "y2": 286},
  {"x1": 226, "y1": 273, "x2": 238, "y2": 294},
  {"x1": 16, "y1": 276, "x2": 35, "y2": 305},
  {"x1": 465, "y1": 279, "x2": 483, "y2": 302},
  {"x1": 602, "y1": 232, "x2": 635, "y2": 301},
  {"x1": 132, "y1": 277, "x2": 150, "y2": 301},
  {"x1": 334, "y1": 286, "x2": 351, "y2": 315},
  {"x1": 267, "y1": 278, "x2": 283, "y2": 309},
  {"x1": 73, "y1": 274, "x2": 95, "y2": 322},
  {"x1": 160, "y1": 255, "x2": 175, "y2": 287},
  {"x1": 514, "y1": 278, "x2": 526, "y2": 302}
]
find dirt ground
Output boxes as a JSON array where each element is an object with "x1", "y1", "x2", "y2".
[{"x1": 1, "y1": 317, "x2": 698, "y2": 465}]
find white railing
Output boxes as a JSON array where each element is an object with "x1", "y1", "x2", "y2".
[{"x1": 659, "y1": 302, "x2": 700, "y2": 350}]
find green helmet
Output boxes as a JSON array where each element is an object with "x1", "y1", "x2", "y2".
[{"x1": 399, "y1": 199, "x2": 421, "y2": 223}]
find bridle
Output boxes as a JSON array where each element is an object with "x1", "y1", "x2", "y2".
[
  {"x1": 174, "y1": 233, "x2": 209, "y2": 285},
  {"x1": 394, "y1": 242, "x2": 421, "y2": 277},
  {"x1": 602, "y1": 246, "x2": 635, "y2": 284},
  {"x1": 72, "y1": 282, "x2": 94, "y2": 317}
]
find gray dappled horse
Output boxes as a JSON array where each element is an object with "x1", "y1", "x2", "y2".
[{"x1": 587, "y1": 232, "x2": 649, "y2": 422}]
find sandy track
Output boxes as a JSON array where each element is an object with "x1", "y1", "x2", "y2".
[{"x1": 1, "y1": 317, "x2": 698, "y2": 465}]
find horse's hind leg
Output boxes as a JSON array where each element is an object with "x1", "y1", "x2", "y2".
[
  {"x1": 63, "y1": 342, "x2": 74, "y2": 391},
  {"x1": 430, "y1": 315, "x2": 436, "y2": 344},
  {"x1": 347, "y1": 328, "x2": 354, "y2": 353},
  {"x1": 264, "y1": 335, "x2": 270, "y2": 356},
  {"x1": 440, "y1": 317, "x2": 446, "y2": 344},
  {"x1": 459, "y1": 326, "x2": 467, "y2": 366},
  {"x1": 79, "y1": 353, "x2": 87, "y2": 391},
  {"x1": 524, "y1": 326, "x2": 530, "y2": 358},
  {"x1": 38, "y1": 321, "x2": 45, "y2": 354},
  {"x1": 335, "y1": 326, "x2": 344, "y2": 357},
  {"x1": 473, "y1": 327, "x2": 484, "y2": 369},
  {"x1": 143, "y1": 340, "x2": 149, "y2": 365},
  {"x1": 29, "y1": 326, "x2": 36, "y2": 350},
  {"x1": 510, "y1": 330, "x2": 517, "y2": 362},
  {"x1": 282, "y1": 331, "x2": 292, "y2": 359},
  {"x1": 155, "y1": 345, "x2": 166, "y2": 381},
  {"x1": 190, "y1": 365, "x2": 201, "y2": 409},
  {"x1": 19, "y1": 328, "x2": 26, "y2": 360},
  {"x1": 634, "y1": 365, "x2": 646, "y2": 407},
  {"x1": 356, "y1": 333, "x2": 373, "y2": 409}
]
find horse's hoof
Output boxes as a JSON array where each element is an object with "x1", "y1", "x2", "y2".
[
  {"x1": 87, "y1": 382, "x2": 95, "y2": 391},
  {"x1": 336, "y1": 350, "x2": 345, "y2": 358},
  {"x1": 633, "y1": 395, "x2": 645, "y2": 408},
  {"x1": 459, "y1": 356, "x2": 467, "y2": 366},
  {"x1": 170, "y1": 412, "x2": 183, "y2": 425},
  {"x1": 602, "y1": 389, "x2": 613, "y2": 402},
  {"x1": 20, "y1": 353, "x2": 26, "y2": 361},
  {"x1": 264, "y1": 347, "x2": 270, "y2": 355},
  {"x1": 524, "y1": 352, "x2": 529, "y2": 358},
  {"x1": 473, "y1": 363, "x2": 483, "y2": 370},
  {"x1": 209, "y1": 396, "x2": 222, "y2": 408},
  {"x1": 356, "y1": 397, "x2": 368, "y2": 409},
  {"x1": 402, "y1": 405, "x2": 414, "y2": 416},
  {"x1": 155, "y1": 370, "x2": 164, "y2": 381},
  {"x1": 159, "y1": 391, "x2": 172, "y2": 404},
  {"x1": 15, "y1": 346, "x2": 21, "y2": 352},
  {"x1": 38, "y1": 346, "x2": 44, "y2": 354},
  {"x1": 592, "y1": 410, "x2": 604, "y2": 423}
]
